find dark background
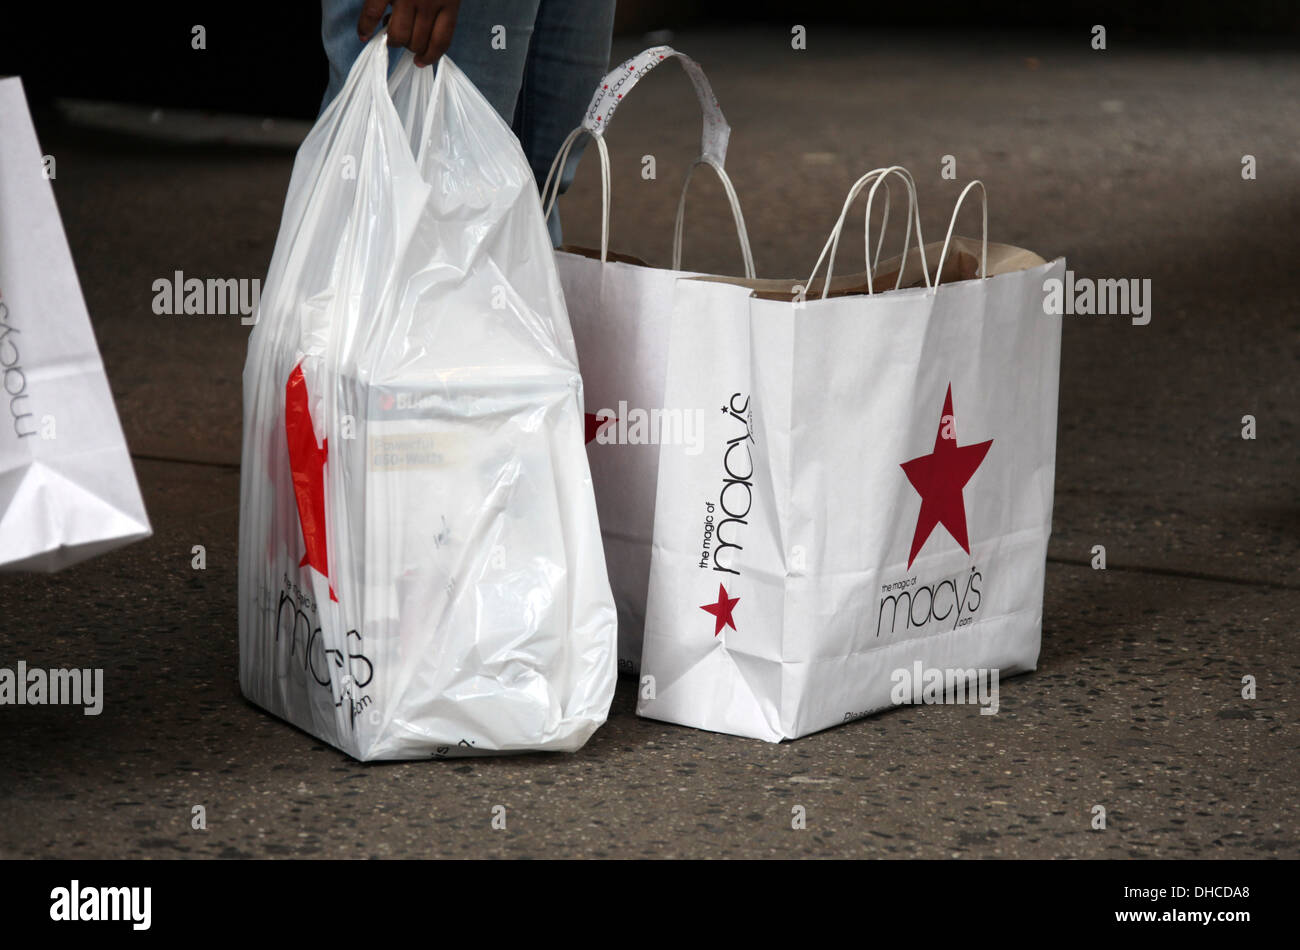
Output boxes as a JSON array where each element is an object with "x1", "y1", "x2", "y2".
[{"x1": 3, "y1": 1, "x2": 1298, "y2": 117}]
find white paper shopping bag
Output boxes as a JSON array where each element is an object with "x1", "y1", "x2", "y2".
[
  {"x1": 541, "y1": 46, "x2": 755, "y2": 673},
  {"x1": 638, "y1": 169, "x2": 1064, "y2": 741},
  {"x1": 0, "y1": 77, "x2": 151, "y2": 571}
]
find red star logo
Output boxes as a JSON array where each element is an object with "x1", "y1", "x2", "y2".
[
  {"x1": 899, "y1": 384, "x2": 993, "y2": 569},
  {"x1": 584, "y1": 411, "x2": 616, "y2": 444},
  {"x1": 285, "y1": 362, "x2": 337, "y2": 601},
  {"x1": 700, "y1": 583, "x2": 739, "y2": 637}
]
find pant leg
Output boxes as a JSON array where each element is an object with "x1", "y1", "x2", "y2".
[
  {"x1": 514, "y1": 0, "x2": 618, "y2": 245},
  {"x1": 320, "y1": 0, "x2": 368, "y2": 113},
  {"x1": 445, "y1": 0, "x2": 541, "y2": 125}
]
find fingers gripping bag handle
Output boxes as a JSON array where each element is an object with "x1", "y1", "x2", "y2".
[{"x1": 541, "y1": 46, "x2": 755, "y2": 277}]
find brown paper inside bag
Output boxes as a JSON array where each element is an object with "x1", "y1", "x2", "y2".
[
  {"x1": 556, "y1": 236, "x2": 1048, "y2": 300},
  {"x1": 701, "y1": 237, "x2": 1048, "y2": 301},
  {"x1": 558, "y1": 244, "x2": 651, "y2": 267}
]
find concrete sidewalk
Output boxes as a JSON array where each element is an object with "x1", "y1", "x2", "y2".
[{"x1": 1, "y1": 29, "x2": 1295, "y2": 858}]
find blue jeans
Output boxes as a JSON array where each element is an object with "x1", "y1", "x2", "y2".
[{"x1": 320, "y1": 0, "x2": 616, "y2": 245}]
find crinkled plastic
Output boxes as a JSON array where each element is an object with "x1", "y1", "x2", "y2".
[{"x1": 238, "y1": 32, "x2": 617, "y2": 761}]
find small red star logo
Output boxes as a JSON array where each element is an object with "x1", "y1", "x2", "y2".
[
  {"x1": 700, "y1": 584, "x2": 739, "y2": 637},
  {"x1": 899, "y1": 384, "x2": 993, "y2": 569}
]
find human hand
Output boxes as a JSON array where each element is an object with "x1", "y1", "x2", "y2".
[{"x1": 358, "y1": 0, "x2": 462, "y2": 68}]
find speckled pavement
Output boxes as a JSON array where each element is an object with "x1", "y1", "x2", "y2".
[{"x1": 0, "y1": 29, "x2": 1295, "y2": 858}]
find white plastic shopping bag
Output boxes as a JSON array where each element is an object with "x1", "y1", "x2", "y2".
[
  {"x1": 238, "y1": 32, "x2": 617, "y2": 761},
  {"x1": 638, "y1": 169, "x2": 1064, "y2": 741},
  {"x1": 0, "y1": 77, "x2": 151, "y2": 571},
  {"x1": 542, "y1": 46, "x2": 755, "y2": 672}
]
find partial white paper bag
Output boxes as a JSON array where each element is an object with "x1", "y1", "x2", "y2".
[{"x1": 0, "y1": 77, "x2": 151, "y2": 571}]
